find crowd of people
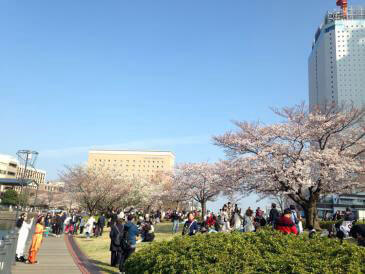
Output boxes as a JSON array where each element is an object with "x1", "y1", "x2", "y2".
[
  {"x1": 176, "y1": 203, "x2": 365, "y2": 248},
  {"x1": 176, "y1": 203, "x2": 303, "y2": 235},
  {"x1": 13, "y1": 202, "x2": 365, "y2": 271}
]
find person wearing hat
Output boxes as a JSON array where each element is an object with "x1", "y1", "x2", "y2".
[{"x1": 275, "y1": 209, "x2": 298, "y2": 235}]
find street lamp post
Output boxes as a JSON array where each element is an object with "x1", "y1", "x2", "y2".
[{"x1": 15, "y1": 150, "x2": 39, "y2": 220}]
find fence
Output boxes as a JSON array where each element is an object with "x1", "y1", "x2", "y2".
[
  {"x1": 0, "y1": 229, "x2": 18, "y2": 274},
  {"x1": 0, "y1": 218, "x2": 35, "y2": 274}
]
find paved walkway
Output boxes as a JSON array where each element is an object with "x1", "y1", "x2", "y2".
[{"x1": 12, "y1": 236, "x2": 81, "y2": 274}]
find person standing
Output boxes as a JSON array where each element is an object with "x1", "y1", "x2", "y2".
[
  {"x1": 55, "y1": 213, "x2": 63, "y2": 238},
  {"x1": 16, "y1": 213, "x2": 34, "y2": 262},
  {"x1": 289, "y1": 205, "x2": 299, "y2": 225},
  {"x1": 27, "y1": 216, "x2": 45, "y2": 264},
  {"x1": 109, "y1": 210, "x2": 118, "y2": 226},
  {"x1": 61, "y1": 212, "x2": 67, "y2": 234},
  {"x1": 243, "y1": 208, "x2": 255, "y2": 232},
  {"x1": 110, "y1": 218, "x2": 124, "y2": 269},
  {"x1": 70, "y1": 213, "x2": 77, "y2": 235},
  {"x1": 85, "y1": 215, "x2": 95, "y2": 239},
  {"x1": 79, "y1": 217, "x2": 86, "y2": 235},
  {"x1": 120, "y1": 215, "x2": 139, "y2": 273},
  {"x1": 233, "y1": 209, "x2": 243, "y2": 231},
  {"x1": 269, "y1": 203, "x2": 280, "y2": 228},
  {"x1": 171, "y1": 210, "x2": 180, "y2": 234},
  {"x1": 97, "y1": 214, "x2": 106, "y2": 237}
]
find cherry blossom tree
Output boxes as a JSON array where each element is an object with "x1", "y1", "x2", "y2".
[
  {"x1": 214, "y1": 104, "x2": 365, "y2": 228},
  {"x1": 60, "y1": 165, "x2": 120, "y2": 214},
  {"x1": 60, "y1": 165, "x2": 169, "y2": 214},
  {"x1": 162, "y1": 171, "x2": 192, "y2": 210},
  {"x1": 173, "y1": 162, "x2": 221, "y2": 219}
]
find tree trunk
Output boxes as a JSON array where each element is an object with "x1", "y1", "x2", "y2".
[
  {"x1": 304, "y1": 199, "x2": 320, "y2": 230},
  {"x1": 201, "y1": 200, "x2": 207, "y2": 220}
]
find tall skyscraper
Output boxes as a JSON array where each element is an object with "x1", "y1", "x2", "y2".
[{"x1": 309, "y1": 5, "x2": 365, "y2": 111}]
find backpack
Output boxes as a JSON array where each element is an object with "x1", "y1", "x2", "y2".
[
  {"x1": 292, "y1": 211, "x2": 299, "y2": 224},
  {"x1": 112, "y1": 224, "x2": 124, "y2": 247},
  {"x1": 121, "y1": 226, "x2": 131, "y2": 251}
]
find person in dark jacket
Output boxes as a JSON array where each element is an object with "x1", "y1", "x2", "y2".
[
  {"x1": 55, "y1": 213, "x2": 63, "y2": 238},
  {"x1": 350, "y1": 223, "x2": 365, "y2": 247},
  {"x1": 97, "y1": 214, "x2": 106, "y2": 237},
  {"x1": 275, "y1": 209, "x2": 298, "y2": 235},
  {"x1": 182, "y1": 212, "x2": 199, "y2": 236},
  {"x1": 109, "y1": 210, "x2": 118, "y2": 226},
  {"x1": 141, "y1": 221, "x2": 155, "y2": 242},
  {"x1": 269, "y1": 203, "x2": 279, "y2": 227},
  {"x1": 171, "y1": 210, "x2": 180, "y2": 234},
  {"x1": 109, "y1": 218, "x2": 124, "y2": 270},
  {"x1": 344, "y1": 208, "x2": 355, "y2": 221}
]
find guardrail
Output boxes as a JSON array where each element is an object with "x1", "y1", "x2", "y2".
[{"x1": 0, "y1": 229, "x2": 19, "y2": 274}]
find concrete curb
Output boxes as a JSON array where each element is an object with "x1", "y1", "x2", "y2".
[{"x1": 64, "y1": 235, "x2": 102, "y2": 274}]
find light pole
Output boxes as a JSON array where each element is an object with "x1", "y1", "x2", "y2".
[{"x1": 15, "y1": 150, "x2": 39, "y2": 219}]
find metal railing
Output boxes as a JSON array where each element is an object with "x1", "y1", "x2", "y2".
[
  {"x1": 0, "y1": 229, "x2": 19, "y2": 274},
  {"x1": 326, "y1": 6, "x2": 365, "y2": 23}
]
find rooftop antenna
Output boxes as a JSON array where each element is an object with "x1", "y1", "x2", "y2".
[{"x1": 336, "y1": 0, "x2": 348, "y2": 18}]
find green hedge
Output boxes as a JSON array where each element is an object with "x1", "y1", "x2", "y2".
[
  {"x1": 319, "y1": 220, "x2": 365, "y2": 230},
  {"x1": 125, "y1": 230, "x2": 365, "y2": 274}
]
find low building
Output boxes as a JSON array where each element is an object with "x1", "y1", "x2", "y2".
[
  {"x1": 0, "y1": 153, "x2": 47, "y2": 192},
  {"x1": 0, "y1": 154, "x2": 18, "y2": 191},
  {"x1": 40, "y1": 181, "x2": 65, "y2": 192},
  {"x1": 16, "y1": 165, "x2": 46, "y2": 191},
  {"x1": 317, "y1": 192, "x2": 365, "y2": 220}
]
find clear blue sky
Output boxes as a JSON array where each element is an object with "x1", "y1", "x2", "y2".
[{"x1": 1, "y1": 0, "x2": 363, "y2": 211}]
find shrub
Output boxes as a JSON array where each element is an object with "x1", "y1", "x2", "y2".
[
  {"x1": 319, "y1": 220, "x2": 365, "y2": 230},
  {"x1": 125, "y1": 230, "x2": 365, "y2": 274}
]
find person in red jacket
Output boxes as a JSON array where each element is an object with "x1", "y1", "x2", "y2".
[
  {"x1": 275, "y1": 208, "x2": 298, "y2": 235},
  {"x1": 206, "y1": 213, "x2": 216, "y2": 228}
]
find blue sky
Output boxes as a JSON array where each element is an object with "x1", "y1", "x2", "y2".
[{"x1": 1, "y1": 0, "x2": 363, "y2": 211}]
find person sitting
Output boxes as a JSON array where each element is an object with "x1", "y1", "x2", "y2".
[
  {"x1": 349, "y1": 223, "x2": 365, "y2": 247},
  {"x1": 206, "y1": 213, "x2": 216, "y2": 229},
  {"x1": 308, "y1": 225, "x2": 316, "y2": 239},
  {"x1": 141, "y1": 221, "x2": 155, "y2": 242},
  {"x1": 275, "y1": 208, "x2": 298, "y2": 235}
]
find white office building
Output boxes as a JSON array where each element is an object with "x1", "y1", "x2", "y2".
[{"x1": 309, "y1": 6, "x2": 365, "y2": 111}]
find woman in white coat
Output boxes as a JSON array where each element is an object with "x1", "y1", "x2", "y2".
[
  {"x1": 85, "y1": 216, "x2": 95, "y2": 239},
  {"x1": 16, "y1": 213, "x2": 34, "y2": 262},
  {"x1": 233, "y1": 210, "x2": 243, "y2": 231}
]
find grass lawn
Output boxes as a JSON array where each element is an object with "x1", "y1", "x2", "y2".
[{"x1": 74, "y1": 222, "x2": 183, "y2": 274}]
